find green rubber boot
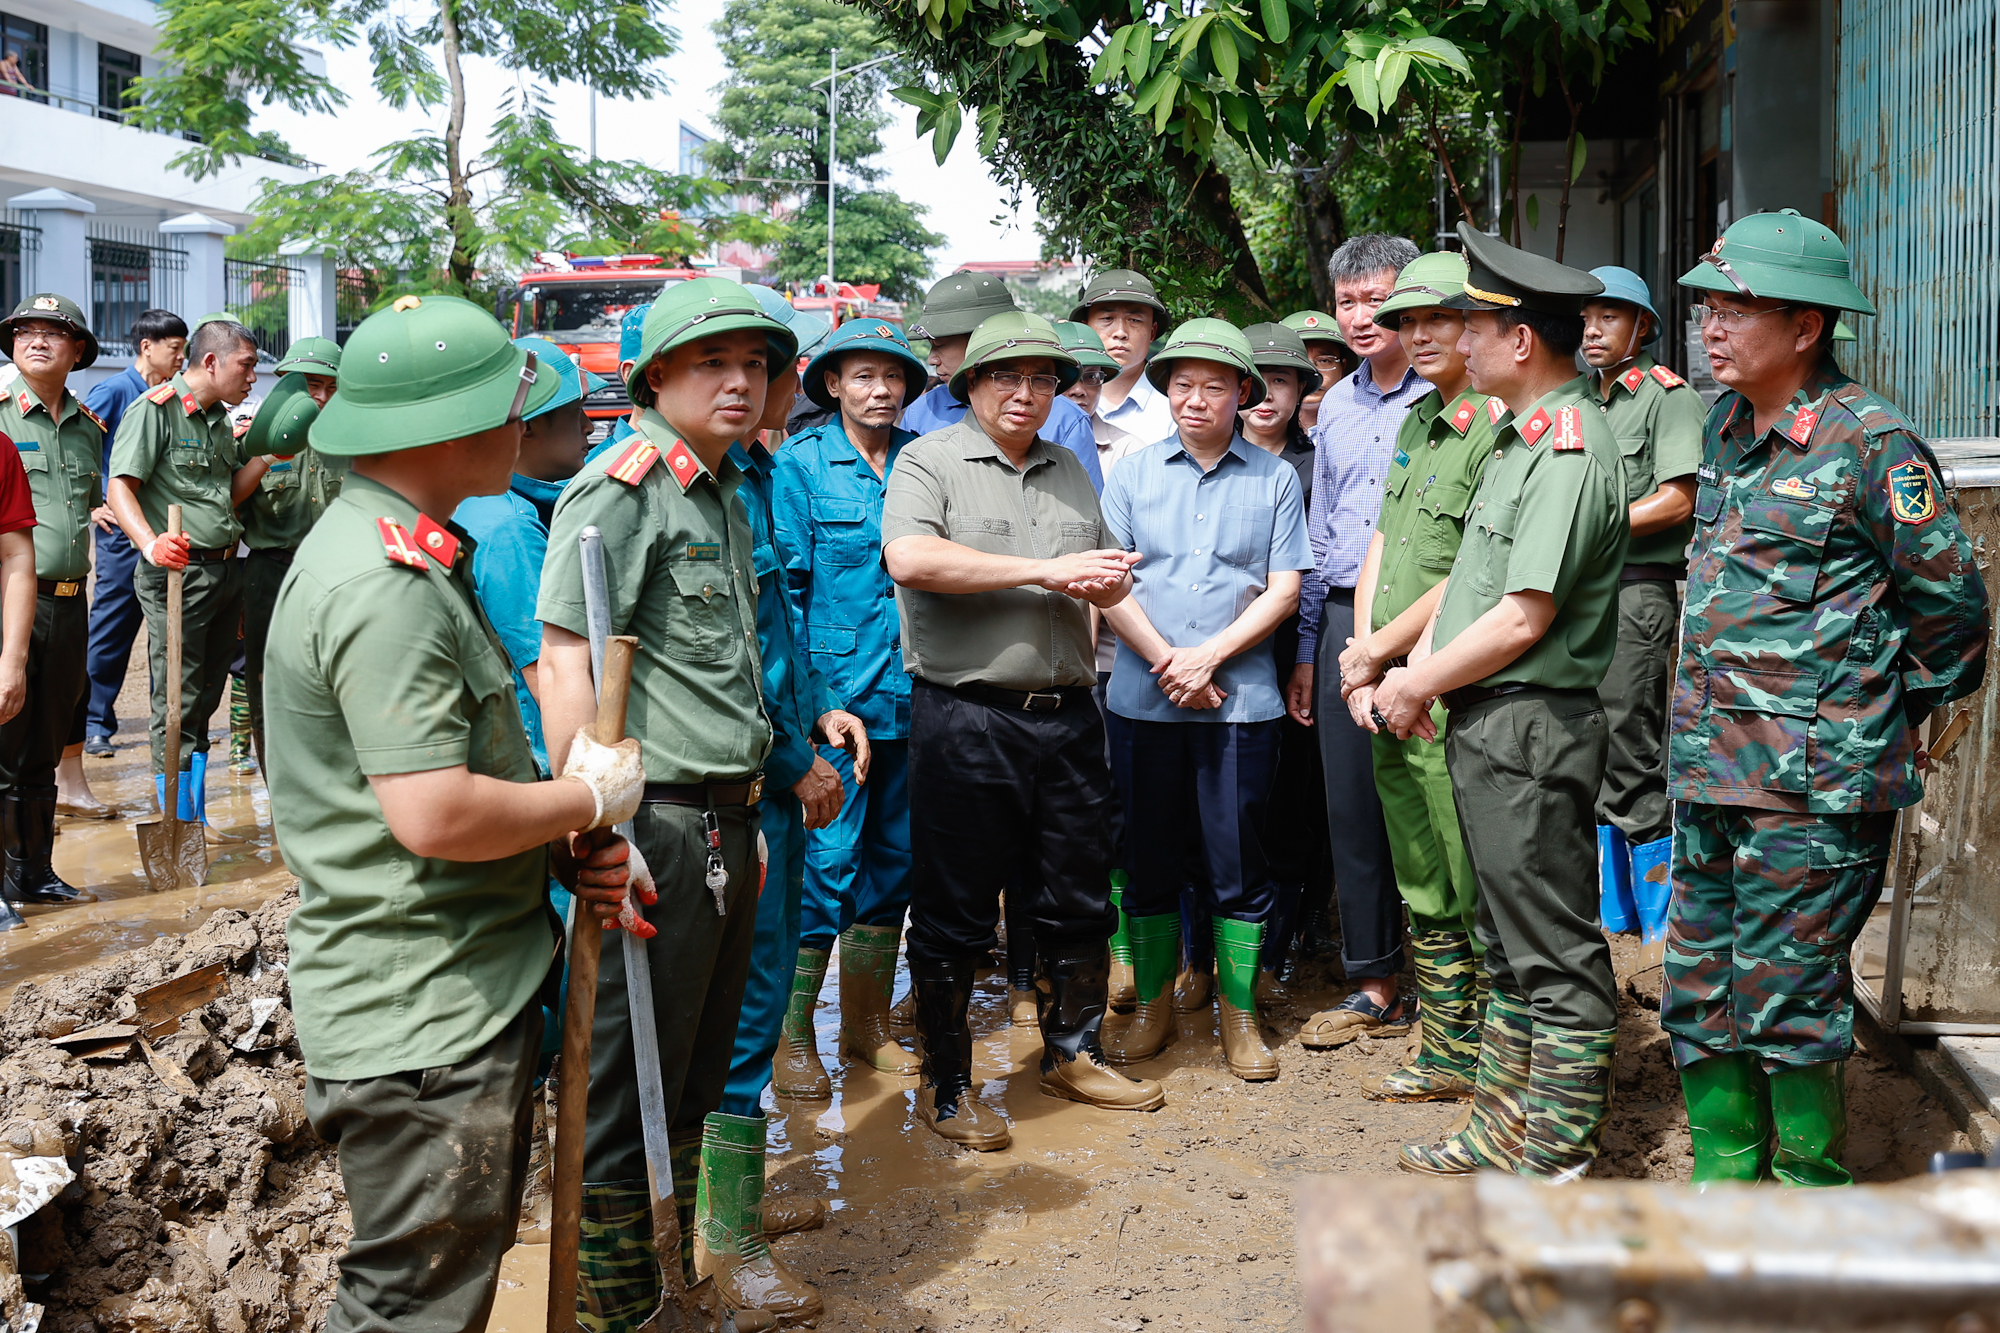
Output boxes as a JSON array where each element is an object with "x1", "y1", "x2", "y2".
[
  {"x1": 1214, "y1": 917, "x2": 1277, "y2": 1081},
  {"x1": 1108, "y1": 873, "x2": 1136, "y2": 1010},
  {"x1": 1400, "y1": 988, "x2": 1533, "y2": 1175},
  {"x1": 839, "y1": 924, "x2": 919, "y2": 1074},
  {"x1": 700, "y1": 1112, "x2": 824, "y2": 1326},
  {"x1": 772, "y1": 947, "x2": 831, "y2": 1099},
  {"x1": 1519, "y1": 1025, "x2": 1618, "y2": 1181},
  {"x1": 1681, "y1": 1052, "x2": 1772, "y2": 1184},
  {"x1": 1104, "y1": 912, "x2": 1179, "y2": 1065},
  {"x1": 577, "y1": 1179, "x2": 659, "y2": 1333},
  {"x1": 1362, "y1": 930, "x2": 1480, "y2": 1102},
  {"x1": 1771, "y1": 1061, "x2": 1852, "y2": 1187}
]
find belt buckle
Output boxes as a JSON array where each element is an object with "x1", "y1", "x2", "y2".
[
  {"x1": 1022, "y1": 690, "x2": 1060, "y2": 712},
  {"x1": 53, "y1": 580, "x2": 80, "y2": 596},
  {"x1": 747, "y1": 774, "x2": 764, "y2": 804}
]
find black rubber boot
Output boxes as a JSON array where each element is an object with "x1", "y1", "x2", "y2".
[
  {"x1": 911, "y1": 957, "x2": 1009, "y2": 1149},
  {"x1": 0, "y1": 798, "x2": 26, "y2": 930},
  {"x1": 17, "y1": 792, "x2": 92, "y2": 904}
]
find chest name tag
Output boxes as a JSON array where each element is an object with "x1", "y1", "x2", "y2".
[
  {"x1": 1771, "y1": 476, "x2": 1816, "y2": 501},
  {"x1": 1393, "y1": 449, "x2": 1411, "y2": 469},
  {"x1": 686, "y1": 542, "x2": 722, "y2": 561},
  {"x1": 1697, "y1": 464, "x2": 1720, "y2": 485}
]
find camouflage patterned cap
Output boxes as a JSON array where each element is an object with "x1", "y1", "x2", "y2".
[
  {"x1": 0, "y1": 293, "x2": 97, "y2": 369},
  {"x1": 1679, "y1": 208, "x2": 1876, "y2": 315}
]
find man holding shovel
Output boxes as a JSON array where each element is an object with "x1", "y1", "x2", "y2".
[{"x1": 264, "y1": 295, "x2": 647, "y2": 1333}]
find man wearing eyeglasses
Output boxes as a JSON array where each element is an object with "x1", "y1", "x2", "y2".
[
  {"x1": 884, "y1": 310, "x2": 1165, "y2": 1152},
  {"x1": 1665, "y1": 211, "x2": 1988, "y2": 1187}
]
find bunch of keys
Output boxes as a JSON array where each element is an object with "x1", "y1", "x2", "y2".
[{"x1": 703, "y1": 808, "x2": 729, "y2": 915}]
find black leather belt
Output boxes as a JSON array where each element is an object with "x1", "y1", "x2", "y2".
[
  {"x1": 187, "y1": 545, "x2": 233, "y2": 564},
  {"x1": 247, "y1": 546, "x2": 295, "y2": 566},
  {"x1": 1621, "y1": 562, "x2": 1684, "y2": 583},
  {"x1": 1443, "y1": 683, "x2": 1596, "y2": 712},
  {"x1": 935, "y1": 679, "x2": 1094, "y2": 714},
  {"x1": 37, "y1": 578, "x2": 82, "y2": 596},
  {"x1": 642, "y1": 774, "x2": 766, "y2": 807}
]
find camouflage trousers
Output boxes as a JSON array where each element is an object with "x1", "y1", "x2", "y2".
[{"x1": 1662, "y1": 803, "x2": 1896, "y2": 1069}]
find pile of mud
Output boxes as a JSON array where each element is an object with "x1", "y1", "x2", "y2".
[{"x1": 0, "y1": 891, "x2": 345, "y2": 1333}]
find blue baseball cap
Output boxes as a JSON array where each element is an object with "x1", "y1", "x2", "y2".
[
  {"x1": 1587, "y1": 266, "x2": 1662, "y2": 341},
  {"x1": 801, "y1": 319, "x2": 929, "y2": 410},
  {"x1": 743, "y1": 284, "x2": 832, "y2": 362},
  {"x1": 513, "y1": 336, "x2": 607, "y2": 420},
  {"x1": 618, "y1": 302, "x2": 653, "y2": 363}
]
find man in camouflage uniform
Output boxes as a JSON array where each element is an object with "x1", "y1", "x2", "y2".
[{"x1": 1670, "y1": 210, "x2": 1988, "y2": 1185}]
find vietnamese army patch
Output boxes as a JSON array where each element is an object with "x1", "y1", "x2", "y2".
[
  {"x1": 1448, "y1": 398, "x2": 1477, "y2": 434},
  {"x1": 1889, "y1": 459, "x2": 1938, "y2": 524},
  {"x1": 1772, "y1": 476, "x2": 1817, "y2": 501},
  {"x1": 1518, "y1": 408, "x2": 1552, "y2": 448},
  {"x1": 1620, "y1": 366, "x2": 1646, "y2": 394}
]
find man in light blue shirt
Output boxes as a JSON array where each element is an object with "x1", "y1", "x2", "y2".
[{"x1": 1097, "y1": 320, "x2": 1310, "y2": 1085}]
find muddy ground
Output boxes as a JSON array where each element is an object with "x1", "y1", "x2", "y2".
[{"x1": 2, "y1": 719, "x2": 1973, "y2": 1333}]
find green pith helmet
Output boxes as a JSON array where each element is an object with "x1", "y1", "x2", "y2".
[
  {"x1": 626, "y1": 278, "x2": 799, "y2": 409},
  {"x1": 1053, "y1": 320, "x2": 1121, "y2": 372},
  {"x1": 245, "y1": 374, "x2": 320, "y2": 458},
  {"x1": 1240, "y1": 322, "x2": 1322, "y2": 396},
  {"x1": 1281, "y1": 309, "x2": 1346, "y2": 346},
  {"x1": 909, "y1": 271, "x2": 1016, "y2": 341},
  {"x1": 1069, "y1": 268, "x2": 1169, "y2": 325},
  {"x1": 1679, "y1": 208, "x2": 1876, "y2": 315},
  {"x1": 1445, "y1": 222, "x2": 1603, "y2": 317},
  {"x1": 275, "y1": 336, "x2": 342, "y2": 378},
  {"x1": 946, "y1": 311, "x2": 1079, "y2": 403},
  {"x1": 1144, "y1": 318, "x2": 1267, "y2": 408},
  {"x1": 0, "y1": 293, "x2": 97, "y2": 369},
  {"x1": 1373, "y1": 252, "x2": 1471, "y2": 329},
  {"x1": 309, "y1": 294, "x2": 557, "y2": 457},
  {"x1": 802, "y1": 318, "x2": 929, "y2": 410}
]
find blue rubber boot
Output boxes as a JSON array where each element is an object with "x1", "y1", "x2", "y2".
[
  {"x1": 1630, "y1": 836, "x2": 1673, "y2": 945},
  {"x1": 1597, "y1": 825, "x2": 1636, "y2": 933}
]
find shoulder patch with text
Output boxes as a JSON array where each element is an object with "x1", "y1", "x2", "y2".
[{"x1": 1889, "y1": 459, "x2": 1938, "y2": 525}]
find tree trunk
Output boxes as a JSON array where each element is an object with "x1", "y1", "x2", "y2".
[
  {"x1": 1505, "y1": 65, "x2": 1528, "y2": 244},
  {"x1": 1554, "y1": 66, "x2": 1581, "y2": 263},
  {"x1": 1293, "y1": 134, "x2": 1353, "y2": 311},
  {"x1": 1163, "y1": 144, "x2": 1274, "y2": 319},
  {"x1": 438, "y1": 0, "x2": 476, "y2": 291}
]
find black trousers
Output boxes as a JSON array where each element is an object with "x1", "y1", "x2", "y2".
[
  {"x1": 0, "y1": 591, "x2": 86, "y2": 797},
  {"x1": 906, "y1": 678, "x2": 1118, "y2": 967},
  {"x1": 1312, "y1": 589, "x2": 1403, "y2": 980}
]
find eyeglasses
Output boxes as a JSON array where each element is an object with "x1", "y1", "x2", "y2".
[
  {"x1": 984, "y1": 369, "x2": 1062, "y2": 396},
  {"x1": 12, "y1": 326, "x2": 70, "y2": 347},
  {"x1": 1076, "y1": 368, "x2": 1111, "y2": 386},
  {"x1": 1688, "y1": 303, "x2": 1795, "y2": 331}
]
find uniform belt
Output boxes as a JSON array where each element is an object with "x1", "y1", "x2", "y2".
[
  {"x1": 1620, "y1": 562, "x2": 1684, "y2": 583},
  {"x1": 37, "y1": 578, "x2": 83, "y2": 597},
  {"x1": 247, "y1": 546, "x2": 296, "y2": 566},
  {"x1": 934, "y1": 679, "x2": 1094, "y2": 714},
  {"x1": 1442, "y1": 683, "x2": 1596, "y2": 712},
  {"x1": 187, "y1": 545, "x2": 233, "y2": 564},
  {"x1": 642, "y1": 774, "x2": 766, "y2": 807}
]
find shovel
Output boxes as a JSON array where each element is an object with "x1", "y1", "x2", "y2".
[{"x1": 137, "y1": 505, "x2": 209, "y2": 893}]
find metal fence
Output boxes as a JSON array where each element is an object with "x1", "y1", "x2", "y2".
[
  {"x1": 0, "y1": 210, "x2": 40, "y2": 316},
  {"x1": 86, "y1": 226, "x2": 186, "y2": 357},
  {"x1": 333, "y1": 268, "x2": 386, "y2": 346},
  {"x1": 225, "y1": 256, "x2": 306, "y2": 362},
  {"x1": 1835, "y1": 0, "x2": 2000, "y2": 440}
]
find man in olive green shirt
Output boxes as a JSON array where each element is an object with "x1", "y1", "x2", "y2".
[
  {"x1": 234, "y1": 374, "x2": 323, "y2": 773},
  {"x1": 0, "y1": 293, "x2": 104, "y2": 913},
  {"x1": 1582, "y1": 266, "x2": 1704, "y2": 852},
  {"x1": 1371, "y1": 226, "x2": 1628, "y2": 1183},
  {"x1": 107, "y1": 317, "x2": 263, "y2": 784},
  {"x1": 267, "y1": 294, "x2": 644, "y2": 1333}
]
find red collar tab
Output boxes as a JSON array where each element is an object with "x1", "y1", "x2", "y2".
[
  {"x1": 1787, "y1": 405, "x2": 1819, "y2": 445},
  {"x1": 663, "y1": 439, "x2": 703, "y2": 491},
  {"x1": 1552, "y1": 405, "x2": 1585, "y2": 452},
  {"x1": 13, "y1": 390, "x2": 29, "y2": 415},
  {"x1": 1486, "y1": 397, "x2": 1505, "y2": 425},
  {"x1": 378, "y1": 518, "x2": 429, "y2": 570},
  {"x1": 1519, "y1": 408, "x2": 1553, "y2": 448},
  {"x1": 1650, "y1": 364, "x2": 1686, "y2": 389},
  {"x1": 145, "y1": 382, "x2": 178, "y2": 405},
  {"x1": 1448, "y1": 397, "x2": 1478, "y2": 436},
  {"x1": 606, "y1": 437, "x2": 661, "y2": 486},
  {"x1": 1620, "y1": 366, "x2": 1646, "y2": 393},
  {"x1": 180, "y1": 392, "x2": 201, "y2": 416},
  {"x1": 411, "y1": 514, "x2": 460, "y2": 567}
]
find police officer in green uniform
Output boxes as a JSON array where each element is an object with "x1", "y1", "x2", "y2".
[
  {"x1": 1669, "y1": 212, "x2": 1988, "y2": 1185},
  {"x1": 234, "y1": 375, "x2": 323, "y2": 772},
  {"x1": 1368, "y1": 225, "x2": 1628, "y2": 1180},
  {"x1": 107, "y1": 317, "x2": 264, "y2": 788},
  {"x1": 0, "y1": 293, "x2": 103, "y2": 914},
  {"x1": 535, "y1": 279, "x2": 804, "y2": 1330},
  {"x1": 1332, "y1": 252, "x2": 1498, "y2": 1102},
  {"x1": 265, "y1": 293, "x2": 645, "y2": 1333},
  {"x1": 1581, "y1": 266, "x2": 1705, "y2": 862}
]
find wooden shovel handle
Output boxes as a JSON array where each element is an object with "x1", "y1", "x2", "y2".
[{"x1": 594, "y1": 637, "x2": 637, "y2": 744}]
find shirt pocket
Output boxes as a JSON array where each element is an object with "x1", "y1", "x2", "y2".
[
  {"x1": 461, "y1": 637, "x2": 529, "y2": 777},
  {"x1": 955, "y1": 515, "x2": 1016, "y2": 556},
  {"x1": 1057, "y1": 519, "x2": 1099, "y2": 556},
  {"x1": 1706, "y1": 662, "x2": 1817, "y2": 795},
  {"x1": 665, "y1": 559, "x2": 738, "y2": 663},
  {"x1": 1725, "y1": 494, "x2": 1832, "y2": 603},
  {"x1": 1466, "y1": 498, "x2": 1520, "y2": 595},
  {"x1": 1216, "y1": 504, "x2": 1274, "y2": 568},
  {"x1": 1414, "y1": 479, "x2": 1474, "y2": 573},
  {"x1": 16, "y1": 447, "x2": 46, "y2": 476},
  {"x1": 809, "y1": 622, "x2": 857, "y2": 692},
  {"x1": 1693, "y1": 483, "x2": 1725, "y2": 526},
  {"x1": 260, "y1": 462, "x2": 300, "y2": 492},
  {"x1": 752, "y1": 540, "x2": 780, "y2": 585},
  {"x1": 812, "y1": 497, "x2": 874, "y2": 566},
  {"x1": 1616, "y1": 431, "x2": 1654, "y2": 503},
  {"x1": 171, "y1": 438, "x2": 214, "y2": 473}
]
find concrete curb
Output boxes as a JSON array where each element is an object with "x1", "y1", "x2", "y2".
[{"x1": 1857, "y1": 1006, "x2": 2000, "y2": 1156}]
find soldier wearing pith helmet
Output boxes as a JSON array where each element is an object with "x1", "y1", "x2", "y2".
[
  {"x1": 1368, "y1": 224, "x2": 1630, "y2": 1182},
  {"x1": 1667, "y1": 210, "x2": 1987, "y2": 1186},
  {"x1": 263, "y1": 294, "x2": 645, "y2": 1333},
  {"x1": 1072, "y1": 268, "x2": 1175, "y2": 465}
]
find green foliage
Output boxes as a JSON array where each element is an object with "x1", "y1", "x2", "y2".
[{"x1": 773, "y1": 192, "x2": 944, "y2": 301}]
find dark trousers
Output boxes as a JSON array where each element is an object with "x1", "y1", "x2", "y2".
[
  {"x1": 1446, "y1": 689, "x2": 1619, "y2": 1031},
  {"x1": 1312, "y1": 590, "x2": 1403, "y2": 980},
  {"x1": 1597, "y1": 579, "x2": 1677, "y2": 845},
  {"x1": 84, "y1": 525, "x2": 143, "y2": 739},
  {"x1": 241, "y1": 547, "x2": 292, "y2": 762},
  {"x1": 1263, "y1": 713, "x2": 1330, "y2": 960},
  {"x1": 135, "y1": 556, "x2": 243, "y2": 775},
  {"x1": 1108, "y1": 712, "x2": 1281, "y2": 925},
  {"x1": 584, "y1": 800, "x2": 761, "y2": 1183},
  {"x1": 305, "y1": 1000, "x2": 543, "y2": 1333},
  {"x1": 0, "y1": 592, "x2": 85, "y2": 796},
  {"x1": 905, "y1": 678, "x2": 1118, "y2": 967}
]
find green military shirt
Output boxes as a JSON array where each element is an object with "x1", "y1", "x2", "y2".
[
  {"x1": 107, "y1": 374, "x2": 248, "y2": 551},
  {"x1": 1371, "y1": 387, "x2": 1499, "y2": 632},
  {"x1": 306, "y1": 449, "x2": 349, "y2": 525},
  {"x1": 0, "y1": 381, "x2": 103, "y2": 580},
  {"x1": 1590, "y1": 352, "x2": 1706, "y2": 566},
  {"x1": 538, "y1": 410, "x2": 772, "y2": 784},
  {"x1": 239, "y1": 446, "x2": 345, "y2": 550},
  {"x1": 1433, "y1": 377, "x2": 1630, "y2": 690},
  {"x1": 265, "y1": 472, "x2": 553, "y2": 1080},
  {"x1": 880, "y1": 414, "x2": 1105, "y2": 691}
]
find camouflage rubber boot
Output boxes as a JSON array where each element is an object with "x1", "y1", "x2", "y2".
[
  {"x1": 669, "y1": 1135, "x2": 705, "y2": 1288},
  {"x1": 578, "y1": 1179, "x2": 660, "y2": 1333},
  {"x1": 772, "y1": 947, "x2": 831, "y2": 1099},
  {"x1": 1518, "y1": 1025, "x2": 1618, "y2": 1181},
  {"x1": 1103, "y1": 912, "x2": 1179, "y2": 1065},
  {"x1": 1399, "y1": 988, "x2": 1534, "y2": 1175},
  {"x1": 1362, "y1": 930, "x2": 1479, "y2": 1102},
  {"x1": 1107, "y1": 874, "x2": 1137, "y2": 1011},
  {"x1": 1770, "y1": 1061, "x2": 1852, "y2": 1187},
  {"x1": 1214, "y1": 917, "x2": 1278, "y2": 1082},
  {"x1": 838, "y1": 924, "x2": 919, "y2": 1075},
  {"x1": 700, "y1": 1112, "x2": 825, "y2": 1326},
  {"x1": 228, "y1": 675, "x2": 255, "y2": 774},
  {"x1": 1682, "y1": 1051, "x2": 1773, "y2": 1184}
]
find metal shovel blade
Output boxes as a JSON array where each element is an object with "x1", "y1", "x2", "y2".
[{"x1": 136, "y1": 815, "x2": 208, "y2": 893}]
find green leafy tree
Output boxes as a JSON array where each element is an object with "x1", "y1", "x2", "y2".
[{"x1": 773, "y1": 194, "x2": 943, "y2": 302}]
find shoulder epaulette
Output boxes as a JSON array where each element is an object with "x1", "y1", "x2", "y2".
[
  {"x1": 1620, "y1": 366, "x2": 1647, "y2": 394},
  {"x1": 1518, "y1": 408, "x2": 1552, "y2": 448},
  {"x1": 76, "y1": 403, "x2": 106, "y2": 434},
  {"x1": 1650, "y1": 364, "x2": 1687, "y2": 390},
  {"x1": 606, "y1": 437, "x2": 661, "y2": 486},
  {"x1": 378, "y1": 518, "x2": 429, "y2": 569},
  {"x1": 1552, "y1": 405, "x2": 1585, "y2": 452},
  {"x1": 1486, "y1": 397, "x2": 1505, "y2": 425},
  {"x1": 145, "y1": 383, "x2": 178, "y2": 406}
]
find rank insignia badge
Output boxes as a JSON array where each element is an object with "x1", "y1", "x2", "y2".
[
  {"x1": 1889, "y1": 459, "x2": 1938, "y2": 524},
  {"x1": 1620, "y1": 366, "x2": 1646, "y2": 393},
  {"x1": 378, "y1": 519, "x2": 429, "y2": 569},
  {"x1": 1486, "y1": 397, "x2": 1505, "y2": 425},
  {"x1": 1787, "y1": 406, "x2": 1819, "y2": 445},
  {"x1": 1651, "y1": 364, "x2": 1686, "y2": 389},
  {"x1": 1552, "y1": 406, "x2": 1584, "y2": 452},
  {"x1": 1449, "y1": 399, "x2": 1478, "y2": 433},
  {"x1": 607, "y1": 438, "x2": 660, "y2": 485},
  {"x1": 1518, "y1": 408, "x2": 1552, "y2": 447},
  {"x1": 412, "y1": 514, "x2": 460, "y2": 566},
  {"x1": 1771, "y1": 476, "x2": 1817, "y2": 501}
]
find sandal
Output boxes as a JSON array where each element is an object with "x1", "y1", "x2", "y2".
[{"x1": 1299, "y1": 989, "x2": 1415, "y2": 1050}]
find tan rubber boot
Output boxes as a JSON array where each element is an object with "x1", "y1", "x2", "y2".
[
  {"x1": 772, "y1": 948, "x2": 831, "y2": 1099},
  {"x1": 760, "y1": 1195, "x2": 828, "y2": 1238},
  {"x1": 838, "y1": 924, "x2": 920, "y2": 1075},
  {"x1": 1214, "y1": 918, "x2": 1279, "y2": 1081},
  {"x1": 1103, "y1": 911, "x2": 1178, "y2": 1066},
  {"x1": 1173, "y1": 964, "x2": 1212, "y2": 1013},
  {"x1": 1009, "y1": 987, "x2": 1040, "y2": 1028},
  {"x1": 1038, "y1": 949, "x2": 1166, "y2": 1112}
]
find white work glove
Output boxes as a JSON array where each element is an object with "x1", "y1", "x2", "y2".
[{"x1": 561, "y1": 730, "x2": 644, "y2": 830}]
